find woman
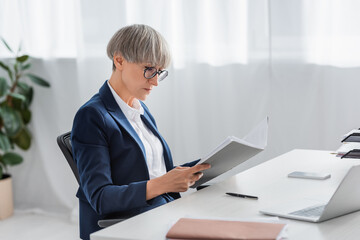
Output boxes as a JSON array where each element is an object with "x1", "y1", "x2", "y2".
[{"x1": 71, "y1": 24, "x2": 211, "y2": 240}]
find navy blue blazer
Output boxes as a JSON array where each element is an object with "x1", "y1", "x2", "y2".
[{"x1": 71, "y1": 81, "x2": 197, "y2": 240}]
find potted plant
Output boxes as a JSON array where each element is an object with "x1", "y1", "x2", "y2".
[{"x1": 0, "y1": 37, "x2": 50, "y2": 219}]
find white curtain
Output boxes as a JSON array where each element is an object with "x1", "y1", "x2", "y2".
[{"x1": 1, "y1": 0, "x2": 360, "y2": 218}]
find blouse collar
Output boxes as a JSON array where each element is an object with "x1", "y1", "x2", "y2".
[{"x1": 107, "y1": 80, "x2": 144, "y2": 121}]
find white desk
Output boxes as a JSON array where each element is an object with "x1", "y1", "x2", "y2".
[{"x1": 91, "y1": 149, "x2": 360, "y2": 240}]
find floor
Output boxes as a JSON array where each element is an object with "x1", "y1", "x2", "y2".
[{"x1": 0, "y1": 211, "x2": 80, "y2": 240}]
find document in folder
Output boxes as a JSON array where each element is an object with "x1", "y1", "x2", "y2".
[
  {"x1": 335, "y1": 142, "x2": 360, "y2": 157},
  {"x1": 166, "y1": 218, "x2": 285, "y2": 240},
  {"x1": 192, "y1": 117, "x2": 268, "y2": 188},
  {"x1": 342, "y1": 129, "x2": 360, "y2": 142}
]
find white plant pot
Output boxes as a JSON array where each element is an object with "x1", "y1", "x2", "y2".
[{"x1": 0, "y1": 174, "x2": 14, "y2": 220}]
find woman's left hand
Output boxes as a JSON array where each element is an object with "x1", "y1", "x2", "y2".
[{"x1": 146, "y1": 163, "x2": 211, "y2": 200}]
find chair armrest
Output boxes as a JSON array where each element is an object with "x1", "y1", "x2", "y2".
[
  {"x1": 196, "y1": 185, "x2": 210, "y2": 191},
  {"x1": 98, "y1": 218, "x2": 125, "y2": 228}
]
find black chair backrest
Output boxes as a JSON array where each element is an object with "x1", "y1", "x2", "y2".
[
  {"x1": 57, "y1": 132, "x2": 131, "y2": 227},
  {"x1": 57, "y1": 131, "x2": 80, "y2": 185}
]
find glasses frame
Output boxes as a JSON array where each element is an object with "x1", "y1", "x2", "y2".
[{"x1": 143, "y1": 67, "x2": 168, "y2": 82}]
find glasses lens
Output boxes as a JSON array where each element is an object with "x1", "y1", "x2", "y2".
[
  {"x1": 144, "y1": 67, "x2": 157, "y2": 79},
  {"x1": 158, "y1": 70, "x2": 168, "y2": 81}
]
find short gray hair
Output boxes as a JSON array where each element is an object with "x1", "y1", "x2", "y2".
[{"x1": 107, "y1": 24, "x2": 171, "y2": 71}]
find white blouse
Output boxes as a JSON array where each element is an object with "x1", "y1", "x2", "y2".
[{"x1": 107, "y1": 81, "x2": 167, "y2": 179}]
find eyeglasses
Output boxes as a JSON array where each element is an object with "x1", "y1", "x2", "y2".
[{"x1": 143, "y1": 67, "x2": 168, "y2": 82}]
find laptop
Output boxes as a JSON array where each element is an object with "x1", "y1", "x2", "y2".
[{"x1": 259, "y1": 165, "x2": 360, "y2": 222}]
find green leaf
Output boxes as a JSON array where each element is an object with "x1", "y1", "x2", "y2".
[
  {"x1": 1, "y1": 37, "x2": 13, "y2": 53},
  {"x1": 0, "y1": 165, "x2": 3, "y2": 179},
  {"x1": 0, "y1": 132, "x2": 11, "y2": 152},
  {"x1": 0, "y1": 61, "x2": 10, "y2": 71},
  {"x1": 21, "y1": 108, "x2": 31, "y2": 124},
  {"x1": 16, "y1": 55, "x2": 29, "y2": 63},
  {"x1": 0, "y1": 61, "x2": 13, "y2": 81},
  {"x1": 21, "y1": 63, "x2": 31, "y2": 71},
  {"x1": 2, "y1": 152, "x2": 23, "y2": 166},
  {"x1": 13, "y1": 127, "x2": 31, "y2": 150},
  {"x1": 9, "y1": 92, "x2": 27, "y2": 109},
  {"x1": 9, "y1": 92, "x2": 26, "y2": 103},
  {"x1": 0, "y1": 77, "x2": 9, "y2": 97},
  {"x1": 17, "y1": 83, "x2": 33, "y2": 107},
  {"x1": 0, "y1": 106, "x2": 23, "y2": 137},
  {"x1": 11, "y1": 96, "x2": 24, "y2": 110},
  {"x1": 17, "y1": 82, "x2": 30, "y2": 91},
  {"x1": 26, "y1": 74, "x2": 50, "y2": 87},
  {"x1": 27, "y1": 87, "x2": 33, "y2": 105}
]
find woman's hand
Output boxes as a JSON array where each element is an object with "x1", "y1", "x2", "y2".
[{"x1": 146, "y1": 163, "x2": 211, "y2": 200}]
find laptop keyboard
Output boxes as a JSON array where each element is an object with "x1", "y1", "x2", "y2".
[{"x1": 290, "y1": 204, "x2": 325, "y2": 217}]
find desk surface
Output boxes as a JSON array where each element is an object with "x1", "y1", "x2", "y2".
[{"x1": 91, "y1": 149, "x2": 360, "y2": 240}]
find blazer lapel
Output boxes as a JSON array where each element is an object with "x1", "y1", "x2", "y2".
[
  {"x1": 99, "y1": 82, "x2": 147, "y2": 160},
  {"x1": 141, "y1": 113, "x2": 174, "y2": 171}
]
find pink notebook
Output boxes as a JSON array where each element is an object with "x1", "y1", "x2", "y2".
[{"x1": 166, "y1": 218, "x2": 285, "y2": 240}]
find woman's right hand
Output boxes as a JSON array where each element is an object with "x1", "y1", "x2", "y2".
[{"x1": 146, "y1": 163, "x2": 211, "y2": 200}]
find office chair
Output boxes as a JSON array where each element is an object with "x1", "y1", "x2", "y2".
[{"x1": 57, "y1": 131, "x2": 124, "y2": 228}]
